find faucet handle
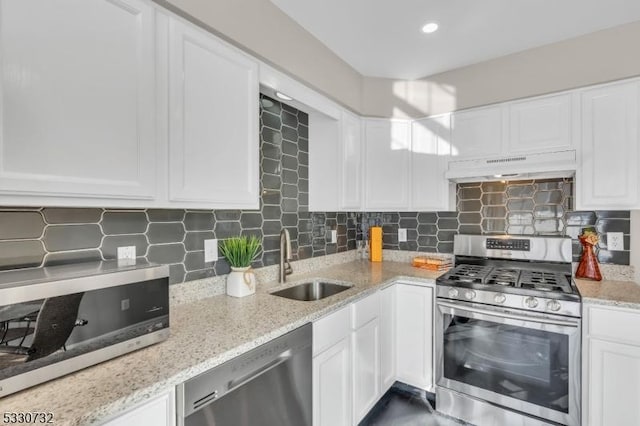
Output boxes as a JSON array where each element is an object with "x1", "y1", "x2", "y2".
[{"x1": 284, "y1": 261, "x2": 293, "y2": 275}]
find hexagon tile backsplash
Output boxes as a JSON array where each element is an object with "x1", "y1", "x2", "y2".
[{"x1": 0, "y1": 96, "x2": 631, "y2": 284}]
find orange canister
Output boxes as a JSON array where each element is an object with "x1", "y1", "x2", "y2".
[{"x1": 369, "y1": 226, "x2": 383, "y2": 262}]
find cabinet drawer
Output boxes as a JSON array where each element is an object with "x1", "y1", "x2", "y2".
[
  {"x1": 587, "y1": 305, "x2": 640, "y2": 345},
  {"x1": 313, "y1": 305, "x2": 351, "y2": 356},
  {"x1": 352, "y1": 292, "x2": 380, "y2": 330}
]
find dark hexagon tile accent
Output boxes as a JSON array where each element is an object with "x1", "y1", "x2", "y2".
[
  {"x1": 417, "y1": 224, "x2": 438, "y2": 235},
  {"x1": 147, "y1": 222, "x2": 185, "y2": 244},
  {"x1": 437, "y1": 218, "x2": 459, "y2": 230},
  {"x1": 506, "y1": 185, "x2": 535, "y2": 198},
  {"x1": 533, "y1": 205, "x2": 564, "y2": 219},
  {"x1": 262, "y1": 251, "x2": 280, "y2": 266},
  {"x1": 298, "y1": 110, "x2": 309, "y2": 125},
  {"x1": 282, "y1": 154, "x2": 297, "y2": 170},
  {"x1": 481, "y1": 219, "x2": 506, "y2": 234},
  {"x1": 597, "y1": 249, "x2": 630, "y2": 265},
  {"x1": 44, "y1": 249, "x2": 102, "y2": 266},
  {"x1": 262, "y1": 142, "x2": 282, "y2": 160},
  {"x1": 147, "y1": 209, "x2": 185, "y2": 222},
  {"x1": 262, "y1": 127, "x2": 283, "y2": 146},
  {"x1": 481, "y1": 206, "x2": 507, "y2": 218},
  {"x1": 262, "y1": 190, "x2": 281, "y2": 206},
  {"x1": 481, "y1": 193, "x2": 506, "y2": 205},
  {"x1": 417, "y1": 235, "x2": 439, "y2": 247},
  {"x1": 262, "y1": 174, "x2": 281, "y2": 190},
  {"x1": 43, "y1": 208, "x2": 102, "y2": 224},
  {"x1": 282, "y1": 140, "x2": 298, "y2": 156},
  {"x1": 261, "y1": 111, "x2": 281, "y2": 130},
  {"x1": 184, "y1": 212, "x2": 215, "y2": 231},
  {"x1": 44, "y1": 224, "x2": 102, "y2": 251},
  {"x1": 262, "y1": 158, "x2": 280, "y2": 175},
  {"x1": 507, "y1": 212, "x2": 534, "y2": 225},
  {"x1": 596, "y1": 219, "x2": 630, "y2": 234},
  {"x1": 185, "y1": 269, "x2": 216, "y2": 282},
  {"x1": 169, "y1": 264, "x2": 186, "y2": 285},
  {"x1": 459, "y1": 187, "x2": 482, "y2": 200},
  {"x1": 458, "y1": 212, "x2": 482, "y2": 225},
  {"x1": 184, "y1": 251, "x2": 211, "y2": 271},
  {"x1": 240, "y1": 212, "x2": 262, "y2": 229},
  {"x1": 0, "y1": 211, "x2": 45, "y2": 240},
  {"x1": 263, "y1": 220, "x2": 283, "y2": 236},
  {"x1": 282, "y1": 184, "x2": 298, "y2": 199},
  {"x1": 565, "y1": 211, "x2": 597, "y2": 226},
  {"x1": 214, "y1": 221, "x2": 242, "y2": 239},
  {"x1": 282, "y1": 199, "x2": 298, "y2": 213},
  {"x1": 282, "y1": 170, "x2": 298, "y2": 185},
  {"x1": 102, "y1": 234, "x2": 148, "y2": 259},
  {"x1": 282, "y1": 213, "x2": 297, "y2": 227},
  {"x1": 533, "y1": 190, "x2": 563, "y2": 205},
  {"x1": 507, "y1": 199, "x2": 535, "y2": 211},
  {"x1": 214, "y1": 258, "x2": 231, "y2": 275},
  {"x1": 0, "y1": 240, "x2": 45, "y2": 270},
  {"x1": 299, "y1": 124, "x2": 309, "y2": 139},
  {"x1": 481, "y1": 181, "x2": 507, "y2": 193},
  {"x1": 215, "y1": 210, "x2": 241, "y2": 221},
  {"x1": 417, "y1": 213, "x2": 437, "y2": 223},
  {"x1": 184, "y1": 231, "x2": 215, "y2": 252},
  {"x1": 262, "y1": 206, "x2": 281, "y2": 220},
  {"x1": 147, "y1": 243, "x2": 185, "y2": 264},
  {"x1": 399, "y1": 218, "x2": 418, "y2": 228},
  {"x1": 282, "y1": 111, "x2": 298, "y2": 127},
  {"x1": 534, "y1": 218, "x2": 564, "y2": 234},
  {"x1": 298, "y1": 137, "x2": 309, "y2": 152},
  {"x1": 458, "y1": 200, "x2": 481, "y2": 212},
  {"x1": 506, "y1": 225, "x2": 535, "y2": 235},
  {"x1": 596, "y1": 211, "x2": 631, "y2": 219},
  {"x1": 458, "y1": 225, "x2": 482, "y2": 234},
  {"x1": 437, "y1": 242, "x2": 454, "y2": 253},
  {"x1": 298, "y1": 165, "x2": 309, "y2": 179},
  {"x1": 102, "y1": 211, "x2": 148, "y2": 235}
]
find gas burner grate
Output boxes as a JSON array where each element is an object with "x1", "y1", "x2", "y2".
[
  {"x1": 445, "y1": 264, "x2": 492, "y2": 284},
  {"x1": 486, "y1": 268, "x2": 521, "y2": 287},
  {"x1": 518, "y1": 270, "x2": 572, "y2": 293}
]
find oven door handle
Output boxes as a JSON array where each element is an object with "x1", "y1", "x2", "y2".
[{"x1": 437, "y1": 300, "x2": 579, "y2": 327}]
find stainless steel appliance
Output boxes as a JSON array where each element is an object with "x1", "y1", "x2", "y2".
[
  {"x1": 177, "y1": 323, "x2": 312, "y2": 426},
  {"x1": 435, "y1": 235, "x2": 581, "y2": 426},
  {"x1": 0, "y1": 260, "x2": 169, "y2": 397}
]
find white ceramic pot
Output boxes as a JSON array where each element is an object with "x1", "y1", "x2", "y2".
[{"x1": 226, "y1": 266, "x2": 256, "y2": 298}]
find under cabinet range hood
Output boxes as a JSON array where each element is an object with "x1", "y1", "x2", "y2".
[{"x1": 445, "y1": 150, "x2": 576, "y2": 183}]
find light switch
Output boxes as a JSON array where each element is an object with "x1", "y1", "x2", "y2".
[
  {"x1": 330, "y1": 230, "x2": 337, "y2": 244},
  {"x1": 398, "y1": 228, "x2": 407, "y2": 242}
]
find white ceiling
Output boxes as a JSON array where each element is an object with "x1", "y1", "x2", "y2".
[{"x1": 270, "y1": 0, "x2": 640, "y2": 80}]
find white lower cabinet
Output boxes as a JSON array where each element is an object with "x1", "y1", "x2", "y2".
[
  {"x1": 102, "y1": 389, "x2": 175, "y2": 426},
  {"x1": 313, "y1": 281, "x2": 434, "y2": 426},
  {"x1": 379, "y1": 285, "x2": 396, "y2": 393},
  {"x1": 351, "y1": 292, "x2": 381, "y2": 424},
  {"x1": 584, "y1": 305, "x2": 640, "y2": 426},
  {"x1": 395, "y1": 283, "x2": 434, "y2": 391},
  {"x1": 313, "y1": 305, "x2": 352, "y2": 426}
]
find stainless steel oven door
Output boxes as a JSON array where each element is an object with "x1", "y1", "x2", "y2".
[{"x1": 436, "y1": 300, "x2": 580, "y2": 426}]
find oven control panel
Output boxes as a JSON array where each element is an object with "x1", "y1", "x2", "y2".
[{"x1": 486, "y1": 238, "x2": 530, "y2": 251}]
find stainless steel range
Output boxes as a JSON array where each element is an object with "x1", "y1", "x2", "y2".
[{"x1": 435, "y1": 234, "x2": 581, "y2": 426}]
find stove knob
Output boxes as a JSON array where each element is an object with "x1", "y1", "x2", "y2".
[
  {"x1": 464, "y1": 290, "x2": 476, "y2": 300},
  {"x1": 547, "y1": 300, "x2": 562, "y2": 312},
  {"x1": 494, "y1": 293, "x2": 506, "y2": 304},
  {"x1": 448, "y1": 289, "x2": 459, "y2": 298},
  {"x1": 524, "y1": 296, "x2": 539, "y2": 309}
]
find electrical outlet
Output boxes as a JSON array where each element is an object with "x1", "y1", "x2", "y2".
[
  {"x1": 204, "y1": 239, "x2": 218, "y2": 262},
  {"x1": 121, "y1": 299, "x2": 130, "y2": 311},
  {"x1": 398, "y1": 228, "x2": 407, "y2": 242},
  {"x1": 330, "y1": 230, "x2": 337, "y2": 244},
  {"x1": 607, "y1": 232, "x2": 624, "y2": 251},
  {"x1": 117, "y1": 246, "x2": 136, "y2": 260}
]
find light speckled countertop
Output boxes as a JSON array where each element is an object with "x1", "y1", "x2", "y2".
[
  {"x1": 0, "y1": 260, "x2": 442, "y2": 426},
  {"x1": 576, "y1": 278, "x2": 640, "y2": 310}
]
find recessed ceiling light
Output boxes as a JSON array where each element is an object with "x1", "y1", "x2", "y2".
[
  {"x1": 275, "y1": 91, "x2": 293, "y2": 101},
  {"x1": 421, "y1": 22, "x2": 439, "y2": 34}
]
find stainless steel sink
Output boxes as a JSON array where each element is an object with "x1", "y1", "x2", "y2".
[{"x1": 270, "y1": 280, "x2": 351, "y2": 301}]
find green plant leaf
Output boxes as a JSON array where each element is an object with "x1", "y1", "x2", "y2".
[{"x1": 219, "y1": 236, "x2": 262, "y2": 268}]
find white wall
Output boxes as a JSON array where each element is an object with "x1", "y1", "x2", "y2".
[
  {"x1": 632, "y1": 211, "x2": 640, "y2": 283},
  {"x1": 361, "y1": 20, "x2": 640, "y2": 118}
]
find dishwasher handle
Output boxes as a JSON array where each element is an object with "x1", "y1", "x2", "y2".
[{"x1": 227, "y1": 349, "x2": 292, "y2": 392}]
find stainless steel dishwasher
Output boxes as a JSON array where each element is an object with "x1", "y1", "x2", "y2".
[{"x1": 177, "y1": 324, "x2": 312, "y2": 426}]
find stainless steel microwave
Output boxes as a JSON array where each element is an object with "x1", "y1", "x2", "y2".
[{"x1": 0, "y1": 260, "x2": 170, "y2": 397}]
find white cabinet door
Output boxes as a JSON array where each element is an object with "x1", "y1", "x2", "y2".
[
  {"x1": 313, "y1": 337, "x2": 352, "y2": 426},
  {"x1": 506, "y1": 93, "x2": 572, "y2": 154},
  {"x1": 395, "y1": 283, "x2": 434, "y2": 390},
  {"x1": 167, "y1": 18, "x2": 259, "y2": 209},
  {"x1": 451, "y1": 106, "x2": 503, "y2": 158},
  {"x1": 577, "y1": 81, "x2": 639, "y2": 210},
  {"x1": 340, "y1": 111, "x2": 362, "y2": 210},
  {"x1": 363, "y1": 119, "x2": 411, "y2": 210},
  {"x1": 379, "y1": 285, "x2": 396, "y2": 393},
  {"x1": 411, "y1": 115, "x2": 453, "y2": 211},
  {"x1": 308, "y1": 113, "x2": 340, "y2": 211},
  {"x1": 587, "y1": 339, "x2": 640, "y2": 426},
  {"x1": 0, "y1": 0, "x2": 157, "y2": 204},
  {"x1": 103, "y1": 389, "x2": 175, "y2": 426},
  {"x1": 352, "y1": 318, "x2": 380, "y2": 424}
]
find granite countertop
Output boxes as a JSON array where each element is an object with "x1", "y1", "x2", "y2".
[
  {"x1": 576, "y1": 278, "x2": 640, "y2": 310},
  {"x1": 0, "y1": 260, "x2": 442, "y2": 426}
]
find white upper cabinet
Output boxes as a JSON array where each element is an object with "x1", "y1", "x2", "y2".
[
  {"x1": 339, "y1": 111, "x2": 362, "y2": 210},
  {"x1": 506, "y1": 93, "x2": 572, "y2": 154},
  {"x1": 451, "y1": 106, "x2": 503, "y2": 158},
  {"x1": 0, "y1": 0, "x2": 157, "y2": 206},
  {"x1": 411, "y1": 115, "x2": 454, "y2": 211},
  {"x1": 363, "y1": 119, "x2": 411, "y2": 210},
  {"x1": 577, "y1": 81, "x2": 639, "y2": 210},
  {"x1": 166, "y1": 17, "x2": 259, "y2": 209}
]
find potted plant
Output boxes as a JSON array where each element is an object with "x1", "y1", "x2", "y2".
[{"x1": 219, "y1": 236, "x2": 262, "y2": 297}]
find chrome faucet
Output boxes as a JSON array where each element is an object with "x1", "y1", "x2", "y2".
[{"x1": 279, "y1": 229, "x2": 293, "y2": 283}]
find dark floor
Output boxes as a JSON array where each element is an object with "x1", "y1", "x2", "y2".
[{"x1": 360, "y1": 383, "x2": 473, "y2": 426}]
